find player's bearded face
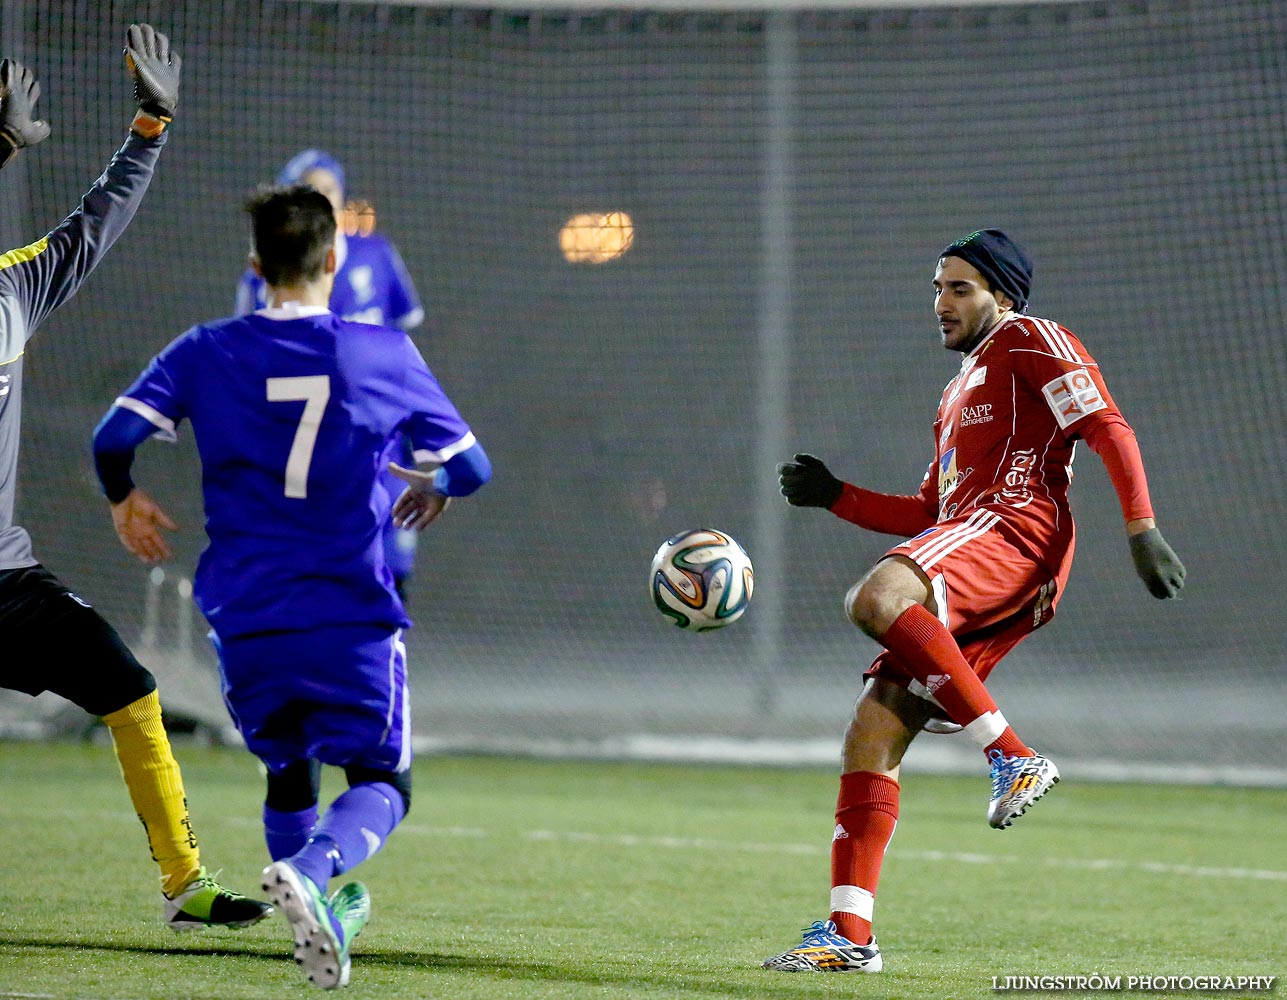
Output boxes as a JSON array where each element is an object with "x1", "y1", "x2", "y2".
[{"x1": 934, "y1": 256, "x2": 1005, "y2": 353}]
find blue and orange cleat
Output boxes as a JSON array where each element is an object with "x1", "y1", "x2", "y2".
[
  {"x1": 987, "y1": 749, "x2": 1060, "y2": 829},
  {"x1": 761, "y1": 919, "x2": 883, "y2": 973}
]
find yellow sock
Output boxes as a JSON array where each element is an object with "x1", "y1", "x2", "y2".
[{"x1": 101, "y1": 690, "x2": 201, "y2": 897}]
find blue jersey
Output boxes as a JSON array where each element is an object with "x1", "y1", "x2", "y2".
[
  {"x1": 235, "y1": 231, "x2": 423, "y2": 331},
  {"x1": 236, "y1": 229, "x2": 426, "y2": 581},
  {"x1": 115, "y1": 305, "x2": 474, "y2": 639}
]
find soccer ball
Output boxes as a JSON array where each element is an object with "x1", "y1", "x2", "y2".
[{"x1": 650, "y1": 529, "x2": 754, "y2": 631}]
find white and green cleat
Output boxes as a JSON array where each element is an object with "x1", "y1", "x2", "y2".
[
  {"x1": 162, "y1": 867, "x2": 273, "y2": 931},
  {"x1": 329, "y1": 881, "x2": 371, "y2": 946},
  {"x1": 262, "y1": 860, "x2": 354, "y2": 989}
]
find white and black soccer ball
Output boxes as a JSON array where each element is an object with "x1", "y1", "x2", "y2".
[{"x1": 650, "y1": 529, "x2": 754, "y2": 631}]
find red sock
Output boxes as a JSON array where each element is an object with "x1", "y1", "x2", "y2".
[
  {"x1": 829, "y1": 771, "x2": 899, "y2": 946},
  {"x1": 881, "y1": 604, "x2": 1030, "y2": 759}
]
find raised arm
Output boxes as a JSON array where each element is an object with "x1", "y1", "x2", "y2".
[{"x1": 0, "y1": 25, "x2": 180, "y2": 343}]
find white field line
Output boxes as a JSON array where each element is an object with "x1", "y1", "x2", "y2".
[
  {"x1": 396, "y1": 824, "x2": 1287, "y2": 883},
  {"x1": 17, "y1": 809, "x2": 1287, "y2": 884}
]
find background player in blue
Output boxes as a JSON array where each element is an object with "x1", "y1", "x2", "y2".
[
  {"x1": 0, "y1": 28, "x2": 270, "y2": 932},
  {"x1": 234, "y1": 150, "x2": 426, "y2": 599},
  {"x1": 93, "y1": 184, "x2": 490, "y2": 990}
]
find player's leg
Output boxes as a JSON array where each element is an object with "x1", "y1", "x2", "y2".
[
  {"x1": 262, "y1": 766, "x2": 405, "y2": 989},
  {"x1": 832, "y1": 678, "x2": 933, "y2": 945},
  {"x1": 285, "y1": 766, "x2": 411, "y2": 894},
  {"x1": 957, "y1": 610, "x2": 1061, "y2": 829},
  {"x1": 214, "y1": 629, "x2": 327, "y2": 864},
  {"x1": 762, "y1": 677, "x2": 925, "y2": 973},
  {"x1": 849, "y1": 521, "x2": 1064, "y2": 827},
  {"x1": 276, "y1": 626, "x2": 412, "y2": 897},
  {"x1": 856, "y1": 550, "x2": 1062, "y2": 829},
  {"x1": 0, "y1": 565, "x2": 270, "y2": 928},
  {"x1": 258, "y1": 626, "x2": 409, "y2": 989},
  {"x1": 264, "y1": 758, "x2": 322, "y2": 860},
  {"x1": 846, "y1": 553, "x2": 1036, "y2": 762},
  {"x1": 264, "y1": 760, "x2": 322, "y2": 859}
]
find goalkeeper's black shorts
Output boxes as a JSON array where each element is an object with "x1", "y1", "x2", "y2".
[{"x1": 0, "y1": 564, "x2": 155, "y2": 716}]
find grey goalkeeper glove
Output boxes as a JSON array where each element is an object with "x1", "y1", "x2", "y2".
[
  {"x1": 778, "y1": 453, "x2": 844, "y2": 509},
  {"x1": 1128, "y1": 527, "x2": 1186, "y2": 599},
  {"x1": 0, "y1": 59, "x2": 51, "y2": 168},
  {"x1": 125, "y1": 23, "x2": 181, "y2": 137}
]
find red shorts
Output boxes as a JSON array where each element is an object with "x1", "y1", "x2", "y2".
[{"x1": 865, "y1": 507, "x2": 1071, "y2": 702}]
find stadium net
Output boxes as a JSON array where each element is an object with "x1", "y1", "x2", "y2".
[{"x1": 2, "y1": 0, "x2": 1284, "y2": 784}]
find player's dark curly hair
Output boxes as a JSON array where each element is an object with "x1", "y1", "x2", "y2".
[{"x1": 244, "y1": 183, "x2": 336, "y2": 288}]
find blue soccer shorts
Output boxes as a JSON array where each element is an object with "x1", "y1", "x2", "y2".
[{"x1": 212, "y1": 624, "x2": 410, "y2": 775}]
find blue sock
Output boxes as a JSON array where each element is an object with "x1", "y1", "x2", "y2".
[
  {"x1": 287, "y1": 782, "x2": 407, "y2": 894},
  {"x1": 263, "y1": 804, "x2": 318, "y2": 861}
]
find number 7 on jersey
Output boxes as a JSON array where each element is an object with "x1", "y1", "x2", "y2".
[{"x1": 266, "y1": 375, "x2": 330, "y2": 498}]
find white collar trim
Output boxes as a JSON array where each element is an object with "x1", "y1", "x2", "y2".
[{"x1": 256, "y1": 303, "x2": 332, "y2": 320}]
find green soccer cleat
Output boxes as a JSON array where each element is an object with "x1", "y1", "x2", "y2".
[
  {"x1": 987, "y1": 749, "x2": 1060, "y2": 829},
  {"x1": 761, "y1": 920, "x2": 883, "y2": 973},
  {"x1": 262, "y1": 860, "x2": 352, "y2": 989},
  {"x1": 329, "y1": 881, "x2": 371, "y2": 946},
  {"x1": 162, "y1": 867, "x2": 273, "y2": 931}
]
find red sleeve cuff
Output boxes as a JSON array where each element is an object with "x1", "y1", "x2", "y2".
[{"x1": 830, "y1": 482, "x2": 938, "y2": 537}]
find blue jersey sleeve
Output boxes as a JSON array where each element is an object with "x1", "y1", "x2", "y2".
[
  {"x1": 394, "y1": 337, "x2": 476, "y2": 462},
  {"x1": 114, "y1": 331, "x2": 196, "y2": 439},
  {"x1": 432, "y1": 441, "x2": 491, "y2": 497},
  {"x1": 92, "y1": 406, "x2": 157, "y2": 502}
]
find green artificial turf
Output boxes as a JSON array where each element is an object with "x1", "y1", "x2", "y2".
[{"x1": 0, "y1": 744, "x2": 1283, "y2": 999}]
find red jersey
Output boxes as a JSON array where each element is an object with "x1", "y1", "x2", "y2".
[{"x1": 910, "y1": 315, "x2": 1131, "y2": 573}]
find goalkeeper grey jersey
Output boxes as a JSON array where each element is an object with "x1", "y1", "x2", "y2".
[{"x1": 0, "y1": 132, "x2": 166, "y2": 570}]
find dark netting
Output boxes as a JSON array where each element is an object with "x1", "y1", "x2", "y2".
[{"x1": 2, "y1": 0, "x2": 1283, "y2": 778}]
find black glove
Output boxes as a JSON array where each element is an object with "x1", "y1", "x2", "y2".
[
  {"x1": 0, "y1": 59, "x2": 51, "y2": 167},
  {"x1": 778, "y1": 453, "x2": 844, "y2": 509},
  {"x1": 1128, "y1": 527, "x2": 1186, "y2": 599},
  {"x1": 124, "y1": 23, "x2": 181, "y2": 125}
]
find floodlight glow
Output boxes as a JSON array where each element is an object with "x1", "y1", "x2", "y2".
[{"x1": 559, "y1": 210, "x2": 634, "y2": 264}]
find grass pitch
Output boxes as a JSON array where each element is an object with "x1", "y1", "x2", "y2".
[{"x1": 0, "y1": 744, "x2": 1283, "y2": 999}]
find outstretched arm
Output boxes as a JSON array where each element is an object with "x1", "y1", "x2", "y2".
[
  {"x1": 92, "y1": 405, "x2": 178, "y2": 565},
  {"x1": 778, "y1": 453, "x2": 937, "y2": 537},
  {"x1": 1079, "y1": 413, "x2": 1185, "y2": 599}
]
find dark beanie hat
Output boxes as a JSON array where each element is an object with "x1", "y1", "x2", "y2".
[{"x1": 940, "y1": 229, "x2": 1033, "y2": 313}]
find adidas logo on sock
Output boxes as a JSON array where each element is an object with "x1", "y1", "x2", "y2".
[
  {"x1": 832, "y1": 823, "x2": 849, "y2": 842},
  {"x1": 924, "y1": 673, "x2": 950, "y2": 693}
]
